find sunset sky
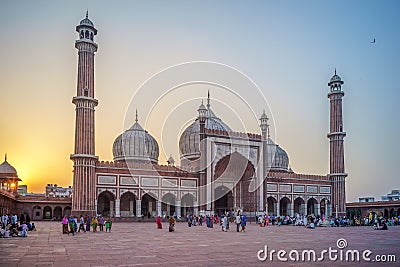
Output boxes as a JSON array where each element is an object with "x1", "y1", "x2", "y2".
[{"x1": 0, "y1": 1, "x2": 399, "y2": 201}]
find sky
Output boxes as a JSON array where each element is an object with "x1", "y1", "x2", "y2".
[{"x1": 0, "y1": 0, "x2": 399, "y2": 201}]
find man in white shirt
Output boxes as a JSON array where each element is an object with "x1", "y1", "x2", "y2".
[{"x1": 235, "y1": 213, "x2": 241, "y2": 232}]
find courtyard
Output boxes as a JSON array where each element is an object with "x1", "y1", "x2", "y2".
[{"x1": 0, "y1": 221, "x2": 399, "y2": 267}]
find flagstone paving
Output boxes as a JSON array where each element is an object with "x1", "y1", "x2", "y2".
[{"x1": 1, "y1": 221, "x2": 399, "y2": 266}]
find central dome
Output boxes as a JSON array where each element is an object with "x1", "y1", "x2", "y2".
[
  {"x1": 113, "y1": 118, "x2": 159, "y2": 163},
  {"x1": 179, "y1": 100, "x2": 231, "y2": 160}
]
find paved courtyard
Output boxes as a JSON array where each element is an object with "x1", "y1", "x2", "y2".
[{"x1": 1, "y1": 221, "x2": 399, "y2": 266}]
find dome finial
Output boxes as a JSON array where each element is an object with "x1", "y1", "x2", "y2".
[
  {"x1": 4, "y1": 153, "x2": 7, "y2": 162},
  {"x1": 207, "y1": 90, "x2": 210, "y2": 109},
  {"x1": 135, "y1": 109, "x2": 138, "y2": 123},
  {"x1": 86, "y1": 10, "x2": 89, "y2": 19}
]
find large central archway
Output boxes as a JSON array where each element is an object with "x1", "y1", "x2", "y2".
[
  {"x1": 214, "y1": 152, "x2": 256, "y2": 213},
  {"x1": 214, "y1": 186, "x2": 233, "y2": 216}
]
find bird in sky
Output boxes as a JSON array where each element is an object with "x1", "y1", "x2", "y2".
[{"x1": 371, "y1": 38, "x2": 376, "y2": 43}]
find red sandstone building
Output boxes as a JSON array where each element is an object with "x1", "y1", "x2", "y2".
[
  {"x1": 70, "y1": 13, "x2": 348, "y2": 219},
  {"x1": 1, "y1": 13, "x2": 355, "y2": 220}
]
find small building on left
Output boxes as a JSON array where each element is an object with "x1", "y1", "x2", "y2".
[{"x1": 0, "y1": 155, "x2": 72, "y2": 221}]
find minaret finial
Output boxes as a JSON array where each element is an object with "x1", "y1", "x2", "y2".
[
  {"x1": 86, "y1": 10, "x2": 89, "y2": 18},
  {"x1": 207, "y1": 90, "x2": 210, "y2": 109},
  {"x1": 135, "y1": 109, "x2": 138, "y2": 123},
  {"x1": 335, "y1": 68, "x2": 337, "y2": 75},
  {"x1": 4, "y1": 153, "x2": 7, "y2": 161}
]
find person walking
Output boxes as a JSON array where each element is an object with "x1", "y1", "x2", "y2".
[
  {"x1": 236, "y1": 213, "x2": 241, "y2": 232},
  {"x1": 78, "y1": 215, "x2": 86, "y2": 232}
]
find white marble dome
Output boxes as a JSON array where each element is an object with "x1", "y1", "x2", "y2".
[
  {"x1": 266, "y1": 138, "x2": 290, "y2": 171},
  {"x1": 179, "y1": 107, "x2": 231, "y2": 160},
  {"x1": 113, "y1": 121, "x2": 159, "y2": 163}
]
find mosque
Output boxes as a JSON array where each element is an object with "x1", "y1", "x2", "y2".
[{"x1": 69, "y1": 13, "x2": 348, "y2": 219}]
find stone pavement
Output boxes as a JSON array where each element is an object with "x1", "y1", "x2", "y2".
[{"x1": 1, "y1": 221, "x2": 399, "y2": 267}]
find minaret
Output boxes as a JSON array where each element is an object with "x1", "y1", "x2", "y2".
[
  {"x1": 70, "y1": 12, "x2": 98, "y2": 216},
  {"x1": 259, "y1": 111, "x2": 269, "y2": 212},
  {"x1": 327, "y1": 69, "x2": 347, "y2": 217},
  {"x1": 197, "y1": 100, "x2": 207, "y2": 212}
]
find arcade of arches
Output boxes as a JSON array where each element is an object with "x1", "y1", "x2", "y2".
[
  {"x1": 266, "y1": 196, "x2": 332, "y2": 217},
  {"x1": 96, "y1": 190, "x2": 197, "y2": 218}
]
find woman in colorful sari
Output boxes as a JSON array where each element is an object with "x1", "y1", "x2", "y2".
[
  {"x1": 91, "y1": 216, "x2": 98, "y2": 232},
  {"x1": 169, "y1": 216, "x2": 175, "y2": 232},
  {"x1": 61, "y1": 216, "x2": 69, "y2": 234},
  {"x1": 156, "y1": 215, "x2": 162, "y2": 229}
]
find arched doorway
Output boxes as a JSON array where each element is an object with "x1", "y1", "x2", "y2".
[
  {"x1": 279, "y1": 197, "x2": 290, "y2": 216},
  {"x1": 53, "y1": 206, "x2": 62, "y2": 221},
  {"x1": 120, "y1": 192, "x2": 136, "y2": 217},
  {"x1": 32, "y1": 205, "x2": 42, "y2": 221},
  {"x1": 320, "y1": 198, "x2": 329, "y2": 217},
  {"x1": 64, "y1": 206, "x2": 71, "y2": 217},
  {"x1": 214, "y1": 152, "x2": 255, "y2": 212},
  {"x1": 141, "y1": 193, "x2": 156, "y2": 218},
  {"x1": 97, "y1": 191, "x2": 115, "y2": 217},
  {"x1": 214, "y1": 186, "x2": 233, "y2": 216},
  {"x1": 267, "y1": 196, "x2": 277, "y2": 216},
  {"x1": 181, "y1": 193, "x2": 195, "y2": 218},
  {"x1": 294, "y1": 197, "x2": 305, "y2": 215},
  {"x1": 307, "y1": 198, "x2": 318, "y2": 216},
  {"x1": 161, "y1": 193, "x2": 176, "y2": 217},
  {"x1": 384, "y1": 209, "x2": 389, "y2": 218},
  {"x1": 43, "y1": 206, "x2": 52, "y2": 220}
]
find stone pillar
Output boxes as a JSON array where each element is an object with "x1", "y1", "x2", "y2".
[
  {"x1": 95, "y1": 199, "x2": 98, "y2": 215},
  {"x1": 275, "y1": 202, "x2": 280, "y2": 216},
  {"x1": 136, "y1": 199, "x2": 142, "y2": 217},
  {"x1": 327, "y1": 204, "x2": 332, "y2": 217},
  {"x1": 324, "y1": 203, "x2": 328, "y2": 218},
  {"x1": 194, "y1": 201, "x2": 199, "y2": 216},
  {"x1": 315, "y1": 204, "x2": 320, "y2": 216},
  {"x1": 110, "y1": 200, "x2": 114, "y2": 217},
  {"x1": 115, "y1": 199, "x2": 120, "y2": 218},
  {"x1": 157, "y1": 200, "x2": 162, "y2": 216},
  {"x1": 129, "y1": 200, "x2": 134, "y2": 216},
  {"x1": 176, "y1": 200, "x2": 181, "y2": 218},
  {"x1": 300, "y1": 204, "x2": 307, "y2": 216},
  {"x1": 288, "y1": 203, "x2": 294, "y2": 217}
]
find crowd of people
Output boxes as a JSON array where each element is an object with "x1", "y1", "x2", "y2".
[
  {"x1": 62, "y1": 214, "x2": 112, "y2": 236},
  {"x1": 0, "y1": 213, "x2": 36, "y2": 238}
]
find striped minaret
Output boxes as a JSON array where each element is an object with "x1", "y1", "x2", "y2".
[
  {"x1": 327, "y1": 69, "x2": 347, "y2": 217},
  {"x1": 70, "y1": 12, "x2": 98, "y2": 216}
]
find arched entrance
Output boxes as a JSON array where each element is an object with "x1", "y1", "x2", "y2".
[
  {"x1": 141, "y1": 193, "x2": 156, "y2": 218},
  {"x1": 53, "y1": 206, "x2": 62, "y2": 221},
  {"x1": 64, "y1": 206, "x2": 71, "y2": 217},
  {"x1": 320, "y1": 198, "x2": 329, "y2": 217},
  {"x1": 161, "y1": 193, "x2": 176, "y2": 217},
  {"x1": 214, "y1": 152, "x2": 255, "y2": 212},
  {"x1": 294, "y1": 197, "x2": 305, "y2": 215},
  {"x1": 307, "y1": 198, "x2": 318, "y2": 216},
  {"x1": 181, "y1": 193, "x2": 195, "y2": 218},
  {"x1": 214, "y1": 186, "x2": 233, "y2": 216},
  {"x1": 97, "y1": 191, "x2": 115, "y2": 217},
  {"x1": 32, "y1": 205, "x2": 42, "y2": 221},
  {"x1": 267, "y1": 196, "x2": 277, "y2": 216},
  {"x1": 120, "y1": 192, "x2": 136, "y2": 217},
  {"x1": 43, "y1": 206, "x2": 52, "y2": 220},
  {"x1": 280, "y1": 197, "x2": 291, "y2": 216}
]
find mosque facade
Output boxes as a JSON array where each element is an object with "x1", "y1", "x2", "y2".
[{"x1": 70, "y1": 14, "x2": 348, "y2": 219}]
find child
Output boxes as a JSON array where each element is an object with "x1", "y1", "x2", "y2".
[{"x1": 105, "y1": 218, "x2": 112, "y2": 232}]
